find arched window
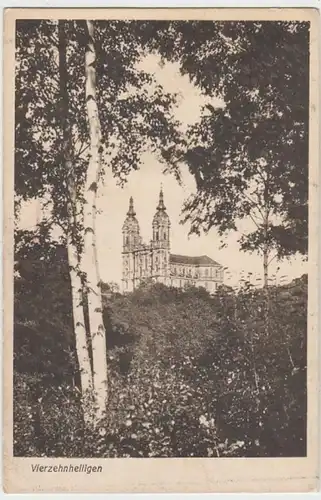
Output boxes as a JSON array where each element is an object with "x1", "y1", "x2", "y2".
[
  {"x1": 164, "y1": 232, "x2": 166, "y2": 240},
  {"x1": 126, "y1": 236, "x2": 129, "y2": 245},
  {"x1": 156, "y1": 231, "x2": 159, "y2": 241}
]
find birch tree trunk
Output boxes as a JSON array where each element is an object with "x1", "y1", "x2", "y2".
[
  {"x1": 83, "y1": 20, "x2": 108, "y2": 421},
  {"x1": 262, "y1": 181, "x2": 270, "y2": 333},
  {"x1": 67, "y1": 240, "x2": 93, "y2": 397},
  {"x1": 58, "y1": 21, "x2": 93, "y2": 420},
  {"x1": 263, "y1": 237, "x2": 269, "y2": 288}
]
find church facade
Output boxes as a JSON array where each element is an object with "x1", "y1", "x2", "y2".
[{"x1": 122, "y1": 189, "x2": 224, "y2": 294}]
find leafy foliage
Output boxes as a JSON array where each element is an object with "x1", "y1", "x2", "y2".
[
  {"x1": 15, "y1": 20, "x2": 182, "y2": 231},
  {"x1": 14, "y1": 245, "x2": 307, "y2": 458},
  {"x1": 140, "y1": 21, "x2": 309, "y2": 265},
  {"x1": 14, "y1": 229, "x2": 76, "y2": 379}
]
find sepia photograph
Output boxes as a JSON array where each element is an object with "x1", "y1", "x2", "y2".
[{"x1": 3, "y1": 7, "x2": 319, "y2": 493}]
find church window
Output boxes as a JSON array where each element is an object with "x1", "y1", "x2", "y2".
[{"x1": 156, "y1": 231, "x2": 159, "y2": 241}]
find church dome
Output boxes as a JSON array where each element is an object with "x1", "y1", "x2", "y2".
[
  {"x1": 153, "y1": 210, "x2": 170, "y2": 226},
  {"x1": 152, "y1": 188, "x2": 170, "y2": 226},
  {"x1": 122, "y1": 217, "x2": 140, "y2": 232},
  {"x1": 122, "y1": 197, "x2": 140, "y2": 232}
]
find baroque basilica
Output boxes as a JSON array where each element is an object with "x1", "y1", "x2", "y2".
[{"x1": 122, "y1": 188, "x2": 224, "y2": 293}]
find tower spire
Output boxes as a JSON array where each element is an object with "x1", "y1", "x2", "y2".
[
  {"x1": 157, "y1": 185, "x2": 166, "y2": 211},
  {"x1": 127, "y1": 196, "x2": 136, "y2": 217}
]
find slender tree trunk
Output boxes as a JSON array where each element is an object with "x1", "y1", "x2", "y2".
[
  {"x1": 58, "y1": 21, "x2": 93, "y2": 419},
  {"x1": 262, "y1": 212, "x2": 269, "y2": 289},
  {"x1": 67, "y1": 241, "x2": 93, "y2": 392},
  {"x1": 263, "y1": 245, "x2": 269, "y2": 288},
  {"x1": 262, "y1": 193, "x2": 270, "y2": 332},
  {"x1": 262, "y1": 171, "x2": 271, "y2": 289},
  {"x1": 83, "y1": 20, "x2": 108, "y2": 421}
]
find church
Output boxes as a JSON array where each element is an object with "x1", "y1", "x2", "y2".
[{"x1": 122, "y1": 188, "x2": 224, "y2": 294}]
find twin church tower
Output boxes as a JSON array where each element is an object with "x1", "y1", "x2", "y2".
[{"x1": 122, "y1": 188, "x2": 224, "y2": 293}]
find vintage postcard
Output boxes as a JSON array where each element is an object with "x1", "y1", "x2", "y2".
[{"x1": 3, "y1": 7, "x2": 320, "y2": 493}]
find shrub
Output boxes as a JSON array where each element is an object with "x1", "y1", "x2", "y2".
[{"x1": 14, "y1": 276, "x2": 307, "y2": 458}]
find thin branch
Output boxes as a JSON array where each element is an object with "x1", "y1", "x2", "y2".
[
  {"x1": 77, "y1": 143, "x2": 90, "y2": 157},
  {"x1": 248, "y1": 212, "x2": 261, "y2": 229},
  {"x1": 242, "y1": 191, "x2": 266, "y2": 222},
  {"x1": 252, "y1": 190, "x2": 266, "y2": 219},
  {"x1": 287, "y1": 346, "x2": 295, "y2": 369},
  {"x1": 267, "y1": 252, "x2": 278, "y2": 266},
  {"x1": 256, "y1": 165, "x2": 267, "y2": 184},
  {"x1": 242, "y1": 191, "x2": 258, "y2": 208},
  {"x1": 166, "y1": 137, "x2": 196, "y2": 168}
]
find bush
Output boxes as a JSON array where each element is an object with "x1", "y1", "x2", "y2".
[{"x1": 13, "y1": 276, "x2": 307, "y2": 458}]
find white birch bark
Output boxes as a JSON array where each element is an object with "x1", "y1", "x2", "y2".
[
  {"x1": 67, "y1": 237, "x2": 93, "y2": 394},
  {"x1": 83, "y1": 20, "x2": 108, "y2": 421},
  {"x1": 58, "y1": 20, "x2": 93, "y2": 422}
]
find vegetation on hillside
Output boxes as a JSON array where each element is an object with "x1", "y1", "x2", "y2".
[{"x1": 14, "y1": 239, "x2": 307, "y2": 458}]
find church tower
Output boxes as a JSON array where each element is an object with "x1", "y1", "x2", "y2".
[
  {"x1": 151, "y1": 187, "x2": 171, "y2": 285},
  {"x1": 122, "y1": 197, "x2": 141, "y2": 292}
]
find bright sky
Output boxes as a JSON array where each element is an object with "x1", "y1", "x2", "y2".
[{"x1": 18, "y1": 54, "x2": 307, "y2": 289}]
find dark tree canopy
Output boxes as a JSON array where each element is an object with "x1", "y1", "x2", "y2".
[
  {"x1": 15, "y1": 20, "x2": 182, "y2": 230},
  {"x1": 139, "y1": 21, "x2": 309, "y2": 262}
]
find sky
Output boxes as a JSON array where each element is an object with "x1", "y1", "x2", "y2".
[{"x1": 17, "y1": 53, "x2": 307, "y2": 290}]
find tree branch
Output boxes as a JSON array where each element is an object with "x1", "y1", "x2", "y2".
[
  {"x1": 267, "y1": 252, "x2": 278, "y2": 266},
  {"x1": 248, "y1": 212, "x2": 261, "y2": 229}
]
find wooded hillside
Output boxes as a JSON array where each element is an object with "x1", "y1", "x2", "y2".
[{"x1": 14, "y1": 239, "x2": 307, "y2": 458}]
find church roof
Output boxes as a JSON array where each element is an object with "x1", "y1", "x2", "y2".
[
  {"x1": 123, "y1": 196, "x2": 140, "y2": 232},
  {"x1": 170, "y1": 254, "x2": 221, "y2": 267},
  {"x1": 152, "y1": 187, "x2": 170, "y2": 225}
]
